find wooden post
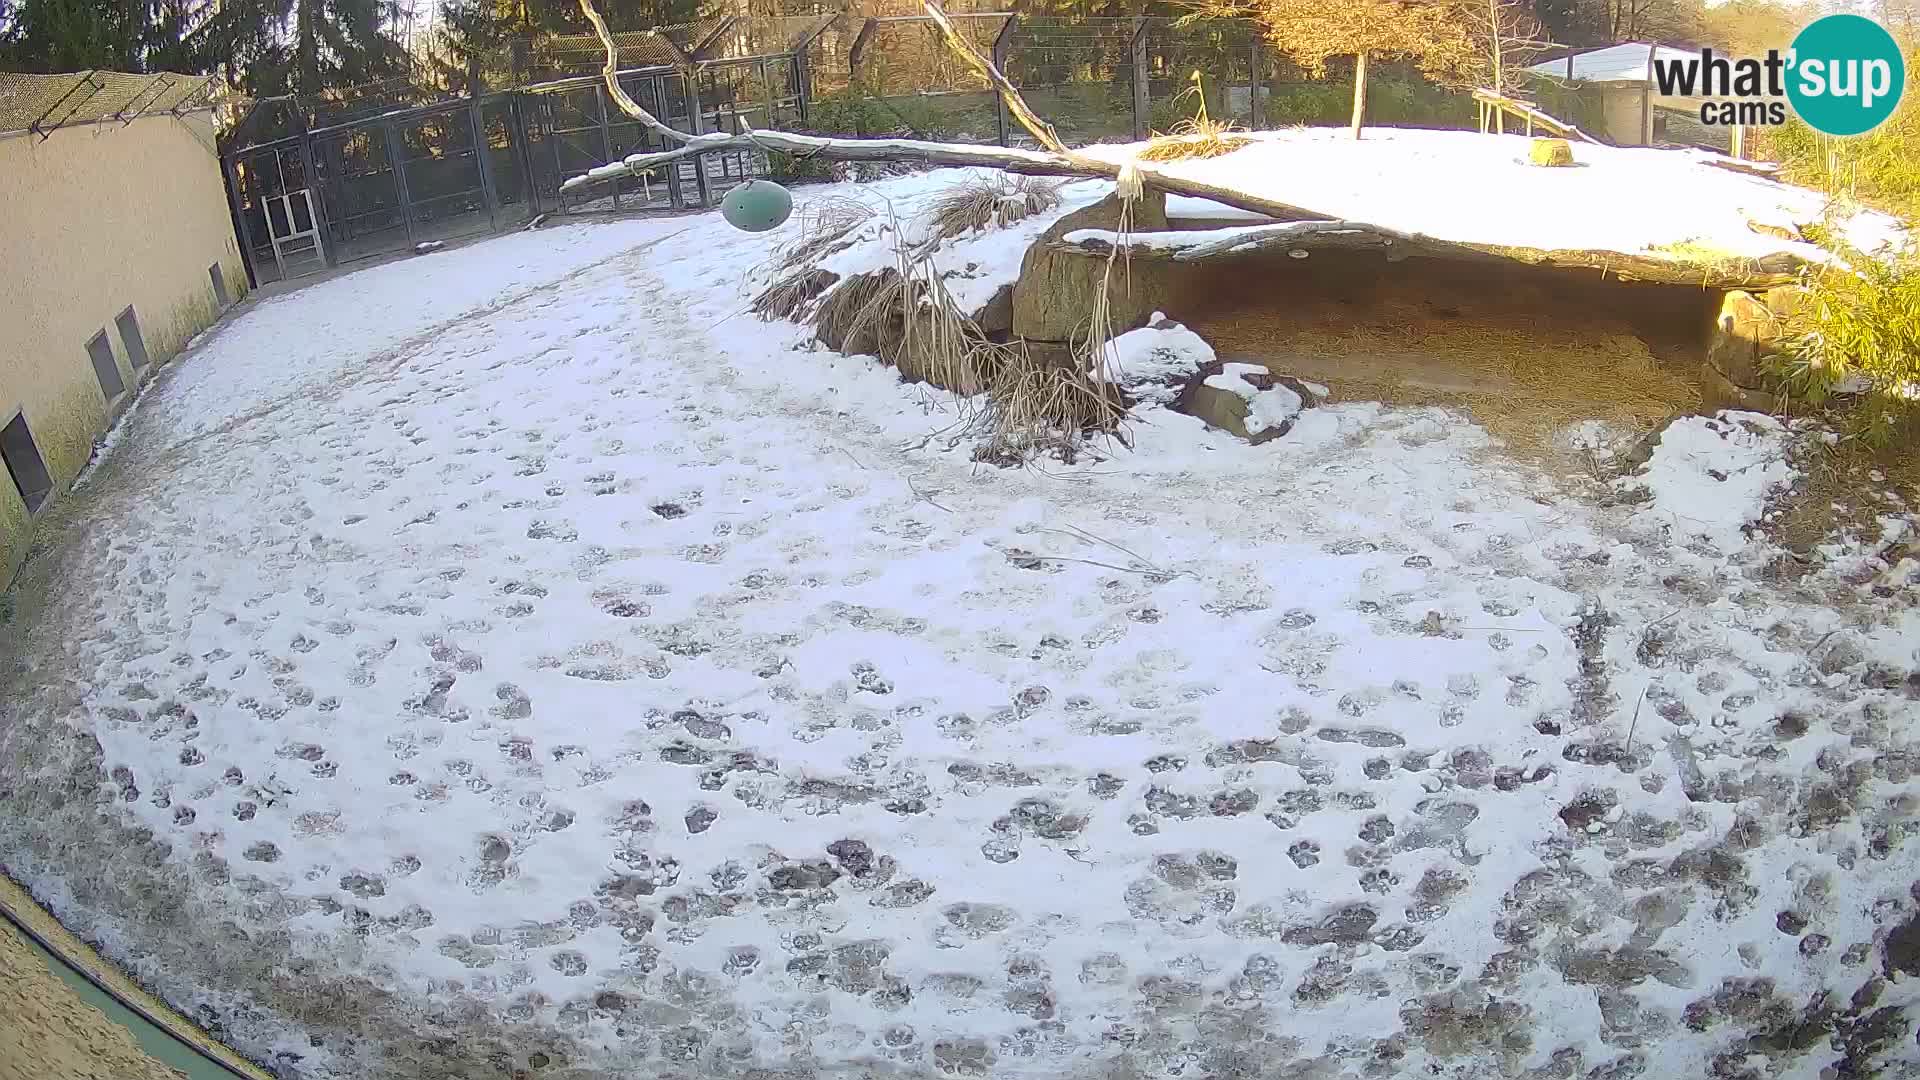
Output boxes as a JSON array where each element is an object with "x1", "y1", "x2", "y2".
[
  {"x1": 760, "y1": 58, "x2": 777, "y2": 130},
  {"x1": 1131, "y1": 16, "x2": 1150, "y2": 141},
  {"x1": 1350, "y1": 50, "x2": 1368, "y2": 140},
  {"x1": 686, "y1": 66, "x2": 707, "y2": 135},
  {"x1": 1641, "y1": 43, "x2": 1655, "y2": 146},
  {"x1": 547, "y1": 96, "x2": 566, "y2": 211}
]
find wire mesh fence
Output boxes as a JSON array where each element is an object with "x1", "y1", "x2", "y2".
[{"x1": 798, "y1": 13, "x2": 1471, "y2": 145}]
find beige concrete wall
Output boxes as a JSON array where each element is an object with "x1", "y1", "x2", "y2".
[
  {"x1": 0, "y1": 110, "x2": 247, "y2": 583},
  {"x1": 1600, "y1": 84, "x2": 1648, "y2": 145}
]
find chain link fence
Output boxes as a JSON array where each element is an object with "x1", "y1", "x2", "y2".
[{"x1": 799, "y1": 14, "x2": 1471, "y2": 147}]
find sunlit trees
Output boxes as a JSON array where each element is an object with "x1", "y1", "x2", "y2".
[{"x1": 1185, "y1": 0, "x2": 1474, "y2": 138}]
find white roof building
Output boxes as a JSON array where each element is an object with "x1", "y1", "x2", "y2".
[{"x1": 1527, "y1": 42, "x2": 1699, "y2": 84}]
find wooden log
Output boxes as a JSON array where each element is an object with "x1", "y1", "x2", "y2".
[{"x1": 1053, "y1": 223, "x2": 1808, "y2": 289}]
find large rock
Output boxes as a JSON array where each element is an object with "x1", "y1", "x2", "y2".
[
  {"x1": 1706, "y1": 289, "x2": 1779, "y2": 392},
  {"x1": 973, "y1": 283, "x2": 1014, "y2": 341},
  {"x1": 1698, "y1": 361, "x2": 1775, "y2": 413},
  {"x1": 1176, "y1": 361, "x2": 1304, "y2": 445},
  {"x1": 1011, "y1": 190, "x2": 1173, "y2": 344}
]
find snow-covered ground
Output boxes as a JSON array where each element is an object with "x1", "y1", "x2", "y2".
[
  {"x1": 1089, "y1": 129, "x2": 1906, "y2": 264},
  {"x1": 3, "y1": 169, "x2": 1919, "y2": 1080}
]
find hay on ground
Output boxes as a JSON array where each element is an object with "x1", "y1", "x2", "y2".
[
  {"x1": 1136, "y1": 126, "x2": 1251, "y2": 162},
  {"x1": 1136, "y1": 74, "x2": 1250, "y2": 162},
  {"x1": 1196, "y1": 299, "x2": 1702, "y2": 475},
  {"x1": 921, "y1": 174, "x2": 1064, "y2": 245}
]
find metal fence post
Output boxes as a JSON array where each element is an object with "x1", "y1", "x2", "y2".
[
  {"x1": 1249, "y1": 36, "x2": 1263, "y2": 128},
  {"x1": 794, "y1": 53, "x2": 810, "y2": 125},
  {"x1": 296, "y1": 133, "x2": 335, "y2": 267},
  {"x1": 471, "y1": 96, "x2": 500, "y2": 230},
  {"x1": 686, "y1": 66, "x2": 708, "y2": 134},
  {"x1": 385, "y1": 120, "x2": 417, "y2": 246},
  {"x1": 512, "y1": 94, "x2": 541, "y2": 217},
  {"x1": 597, "y1": 85, "x2": 621, "y2": 211},
  {"x1": 760, "y1": 58, "x2": 778, "y2": 130},
  {"x1": 1131, "y1": 16, "x2": 1150, "y2": 141},
  {"x1": 993, "y1": 15, "x2": 1018, "y2": 146},
  {"x1": 547, "y1": 96, "x2": 567, "y2": 211},
  {"x1": 222, "y1": 152, "x2": 262, "y2": 289}
]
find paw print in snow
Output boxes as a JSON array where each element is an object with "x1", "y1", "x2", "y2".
[{"x1": 851, "y1": 662, "x2": 893, "y2": 695}]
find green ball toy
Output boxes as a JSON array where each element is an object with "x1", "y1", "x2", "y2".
[{"x1": 720, "y1": 179, "x2": 793, "y2": 233}]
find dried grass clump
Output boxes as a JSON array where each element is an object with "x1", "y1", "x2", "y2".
[
  {"x1": 750, "y1": 196, "x2": 876, "y2": 322},
  {"x1": 805, "y1": 197, "x2": 1138, "y2": 463},
  {"x1": 1136, "y1": 124, "x2": 1251, "y2": 163},
  {"x1": 813, "y1": 268, "x2": 906, "y2": 357},
  {"x1": 810, "y1": 222, "x2": 1129, "y2": 461},
  {"x1": 921, "y1": 174, "x2": 1064, "y2": 245},
  {"x1": 752, "y1": 268, "x2": 841, "y2": 322},
  {"x1": 1137, "y1": 73, "x2": 1250, "y2": 163},
  {"x1": 812, "y1": 268, "x2": 992, "y2": 394},
  {"x1": 976, "y1": 343, "x2": 1129, "y2": 464},
  {"x1": 777, "y1": 196, "x2": 876, "y2": 273}
]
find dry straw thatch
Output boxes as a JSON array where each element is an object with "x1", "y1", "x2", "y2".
[
  {"x1": 920, "y1": 174, "x2": 1065, "y2": 245},
  {"x1": 1136, "y1": 73, "x2": 1251, "y2": 163}
]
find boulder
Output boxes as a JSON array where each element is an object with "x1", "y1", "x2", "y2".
[
  {"x1": 1698, "y1": 361, "x2": 1776, "y2": 413},
  {"x1": 1706, "y1": 289, "x2": 1779, "y2": 392},
  {"x1": 1176, "y1": 361, "x2": 1303, "y2": 444},
  {"x1": 973, "y1": 283, "x2": 1015, "y2": 341},
  {"x1": 1011, "y1": 190, "x2": 1174, "y2": 343},
  {"x1": 1764, "y1": 283, "x2": 1813, "y2": 323},
  {"x1": 1102, "y1": 313, "x2": 1216, "y2": 406}
]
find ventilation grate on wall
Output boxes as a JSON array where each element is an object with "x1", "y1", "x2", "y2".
[
  {"x1": 1, "y1": 411, "x2": 53, "y2": 513},
  {"x1": 116, "y1": 306, "x2": 150, "y2": 368},
  {"x1": 86, "y1": 330, "x2": 125, "y2": 402}
]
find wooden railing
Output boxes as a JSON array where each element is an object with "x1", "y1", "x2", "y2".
[{"x1": 1472, "y1": 88, "x2": 1603, "y2": 144}]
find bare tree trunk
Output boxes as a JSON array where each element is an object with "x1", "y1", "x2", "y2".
[
  {"x1": 296, "y1": 0, "x2": 319, "y2": 95},
  {"x1": 1490, "y1": 0, "x2": 1505, "y2": 133},
  {"x1": 1489, "y1": 0, "x2": 1502, "y2": 94},
  {"x1": 1350, "y1": 50, "x2": 1368, "y2": 140}
]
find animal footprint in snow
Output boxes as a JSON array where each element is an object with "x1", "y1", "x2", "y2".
[{"x1": 851, "y1": 662, "x2": 893, "y2": 695}]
